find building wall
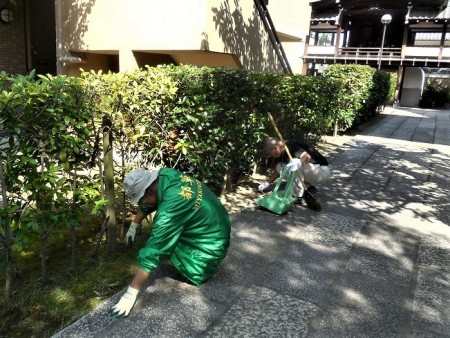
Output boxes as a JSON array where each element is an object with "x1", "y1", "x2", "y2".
[
  {"x1": 57, "y1": 0, "x2": 308, "y2": 75},
  {"x1": 267, "y1": 0, "x2": 310, "y2": 73},
  {"x1": 204, "y1": 0, "x2": 279, "y2": 73},
  {"x1": 401, "y1": 67, "x2": 425, "y2": 107},
  {"x1": 58, "y1": 0, "x2": 214, "y2": 74},
  {"x1": 59, "y1": 0, "x2": 207, "y2": 51},
  {"x1": 0, "y1": 0, "x2": 27, "y2": 74}
]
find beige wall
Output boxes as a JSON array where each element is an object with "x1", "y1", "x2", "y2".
[
  {"x1": 57, "y1": 0, "x2": 208, "y2": 74},
  {"x1": 267, "y1": 0, "x2": 311, "y2": 73},
  {"x1": 204, "y1": 0, "x2": 281, "y2": 73},
  {"x1": 57, "y1": 0, "x2": 309, "y2": 75}
]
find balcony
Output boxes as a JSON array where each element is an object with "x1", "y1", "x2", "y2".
[{"x1": 304, "y1": 45, "x2": 450, "y2": 67}]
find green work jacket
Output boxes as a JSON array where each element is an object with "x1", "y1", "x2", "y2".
[{"x1": 137, "y1": 168, "x2": 231, "y2": 285}]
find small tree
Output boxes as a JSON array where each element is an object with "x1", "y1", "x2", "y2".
[{"x1": 1, "y1": 72, "x2": 96, "y2": 283}]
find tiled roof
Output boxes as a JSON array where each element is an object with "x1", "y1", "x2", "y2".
[
  {"x1": 408, "y1": 7, "x2": 450, "y2": 20},
  {"x1": 311, "y1": 10, "x2": 339, "y2": 22}
]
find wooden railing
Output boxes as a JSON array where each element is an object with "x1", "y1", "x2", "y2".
[
  {"x1": 339, "y1": 47, "x2": 402, "y2": 59},
  {"x1": 304, "y1": 46, "x2": 450, "y2": 65}
]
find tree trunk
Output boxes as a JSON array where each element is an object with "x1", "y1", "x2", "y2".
[
  {"x1": 40, "y1": 214, "x2": 47, "y2": 282},
  {"x1": 98, "y1": 153, "x2": 104, "y2": 199},
  {"x1": 39, "y1": 155, "x2": 47, "y2": 282},
  {"x1": 70, "y1": 170, "x2": 77, "y2": 272},
  {"x1": 102, "y1": 116, "x2": 116, "y2": 253},
  {"x1": 120, "y1": 146, "x2": 125, "y2": 239},
  {"x1": 0, "y1": 163, "x2": 13, "y2": 300},
  {"x1": 92, "y1": 215, "x2": 110, "y2": 258},
  {"x1": 225, "y1": 167, "x2": 234, "y2": 193},
  {"x1": 4, "y1": 244, "x2": 12, "y2": 301}
]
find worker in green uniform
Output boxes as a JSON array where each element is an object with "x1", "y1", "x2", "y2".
[{"x1": 109, "y1": 168, "x2": 231, "y2": 318}]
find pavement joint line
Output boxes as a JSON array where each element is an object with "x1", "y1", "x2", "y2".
[
  {"x1": 306, "y1": 218, "x2": 370, "y2": 334},
  {"x1": 397, "y1": 235, "x2": 422, "y2": 338},
  {"x1": 201, "y1": 285, "x2": 254, "y2": 337}
]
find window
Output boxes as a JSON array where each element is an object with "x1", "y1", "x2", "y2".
[
  {"x1": 318, "y1": 32, "x2": 334, "y2": 46},
  {"x1": 310, "y1": 31, "x2": 316, "y2": 46},
  {"x1": 411, "y1": 30, "x2": 447, "y2": 46},
  {"x1": 310, "y1": 31, "x2": 344, "y2": 47}
]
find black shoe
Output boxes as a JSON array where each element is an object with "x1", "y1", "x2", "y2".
[
  {"x1": 303, "y1": 191, "x2": 322, "y2": 212},
  {"x1": 307, "y1": 185, "x2": 318, "y2": 195}
]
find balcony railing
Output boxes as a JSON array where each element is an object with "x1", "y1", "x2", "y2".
[
  {"x1": 307, "y1": 46, "x2": 401, "y2": 59},
  {"x1": 305, "y1": 45, "x2": 450, "y2": 66},
  {"x1": 340, "y1": 47, "x2": 401, "y2": 59}
]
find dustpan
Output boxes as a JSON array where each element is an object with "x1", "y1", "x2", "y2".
[{"x1": 257, "y1": 165, "x2": 297, "y2": 215}]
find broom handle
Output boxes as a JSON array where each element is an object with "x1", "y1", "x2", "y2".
[
  {"x1": 267, "y1": 113, "x2": 293, "y2": 161},
  {"x1": 267, "y1": 112, "x2": 308, "y2": 191}
]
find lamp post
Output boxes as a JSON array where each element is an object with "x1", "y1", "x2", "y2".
[{"x1": 378, "y1": 14, "x2": 392, "y2": 69}]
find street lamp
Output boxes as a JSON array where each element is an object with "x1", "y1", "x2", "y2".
[{"x1": 378, "y1": 14, "x2": 392, "y2": 69}]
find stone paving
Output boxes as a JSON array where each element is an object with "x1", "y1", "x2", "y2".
[{"x1": 54, "y1": 107, "x2": 450, "y2": 338}]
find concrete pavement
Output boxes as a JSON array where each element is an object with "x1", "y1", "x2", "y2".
[{"x1": 54, "y1": 107, "x2": 450, "y2": 338}]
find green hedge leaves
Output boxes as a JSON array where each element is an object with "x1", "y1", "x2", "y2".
[{"x1": 0, "y1": 64, "x2": 394, "y2": 264}]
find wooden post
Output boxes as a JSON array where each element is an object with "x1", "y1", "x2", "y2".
[{"x1": 102, "y1": 116, "x2": 117, "y2": 253}]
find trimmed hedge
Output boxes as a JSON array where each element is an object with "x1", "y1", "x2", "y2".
[
  {"x1": 324, "y1": 64, "x2": 394, "y2": 131},
  {"x1": 0, "y1": 64, "x2": 394, "y2": 266},
  {"x1": 1, "y1": 64, "x2": 395, "y2": 201}
]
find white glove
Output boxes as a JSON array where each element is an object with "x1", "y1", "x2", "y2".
[
  {"x1": 286, "y1": 158, "x2": 302, "y2": 172},
  {"x1": 258, "y1": 181, "x2": 270, "y2": 192},
  {"x1": 108, "y1": 286, "x2": 139, "y2": 318},
  {"x1": 125, "y1": 222, "x2": 139, "y2": 246}
]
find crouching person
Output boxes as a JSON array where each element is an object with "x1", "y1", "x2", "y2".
[
  {"x1": 259, "y1": 137, "x2": 331, "y2": 211},
  {"x1": 109, "y1": 167, "x2": 231, "y2": 318}
]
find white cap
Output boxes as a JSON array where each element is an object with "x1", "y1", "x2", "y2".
[{"x1": 123, "y1": 168, "x2": 158, "y2": 205}]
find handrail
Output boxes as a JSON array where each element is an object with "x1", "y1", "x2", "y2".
[
  {"x1": 307, "y1": 46, "x2": 403, "y2": 59},
  {"x1": 303, "y1": 53, "x2": 450, "y2": 66},
  {"x1": 339, "y1": 47, "x2": 402, "y2": 58},
  {"x1": 254, "y1": 0, "x2": 293, "y2": 74}
]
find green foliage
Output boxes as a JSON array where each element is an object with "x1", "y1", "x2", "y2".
[
  {"x1": 324, "y1": 64, "x2": 373, "y2": 130},
  {"x1": 419, "y1": 79, "x2": 450, "y2": 108},
  {"x1": 0, "y1": 72, "x2": 99, "y2": 279},
  {"x1": 168, "y1": 66, "x2": 269, "y2": 190},
  {"x1": 0, "y1": 64, "x2": 396, "y2": 254},
  {"x1": 276, "y1": 75, "x2": 341, "y2": 140},
  {"x1": 78, "y1": 65, "x2": 343, "y2": 192},
  {"x1": 388, "y1": 71, "x2": 397, "y2": 105},
  {"x1": 358, "y1": 70, "x2": 392, "y2": 123},
  {"x1": 324, "y1": 64, "x2": 394, "y2": 130}
]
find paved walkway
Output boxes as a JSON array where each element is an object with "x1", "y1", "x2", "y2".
[{"x1": 54, "y1": 107, "x2": 450, "y2": 338}]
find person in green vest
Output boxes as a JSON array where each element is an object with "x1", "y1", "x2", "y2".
[{"x1": 109, "y1": 167, "x2": 231, "y2": 318}]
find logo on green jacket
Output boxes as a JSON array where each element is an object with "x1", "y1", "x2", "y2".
[{"x1": 179, "y1": 174, "x2": 203, "y2": 210}]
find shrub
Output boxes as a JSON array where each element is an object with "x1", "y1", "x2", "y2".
[{"x1": 420, "y1": 79, "x2": 450, "y2": 108}]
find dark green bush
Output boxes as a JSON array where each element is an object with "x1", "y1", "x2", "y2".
[
  {"x1": 420, "y1": 79, "x2": 450, "y2": 108},
  {"x1": 324, "y1": 64, "x2": 395, "y2": 130},
  {"x1": 1, "y1": 64, "x2": 394, "y2": 197}
]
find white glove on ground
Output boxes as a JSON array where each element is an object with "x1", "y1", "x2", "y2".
[
  {"x1": 286, "y1": 158, "x2": 302, "y2": 172},
  {"x1": 125, "y1": 222, "x2": 139, "y2": 245},
  {"x1": 108, "y1": 286, "x2": 139, "y2": 318},
  {"x1": 258, "y1": 181, "x2": 270, "y2": 192}
]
